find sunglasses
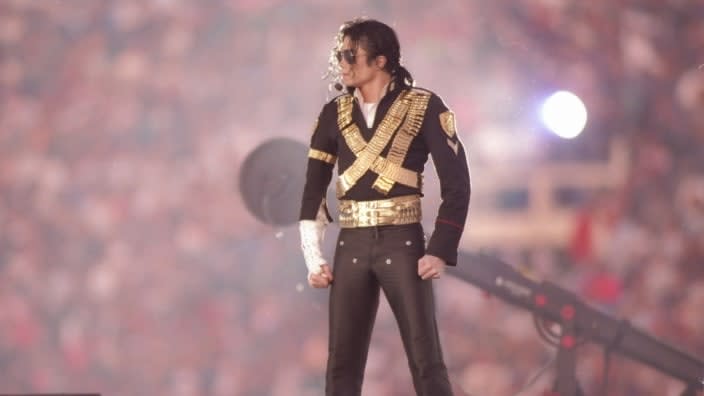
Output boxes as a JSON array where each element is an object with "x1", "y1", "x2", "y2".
[{"x1": 335, "y1": 48, "x2": 368, "y2": 65}]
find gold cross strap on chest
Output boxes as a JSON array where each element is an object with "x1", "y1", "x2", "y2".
[
  {"x1": 335, "y1": 89, "x2": 431, "y2": 198},
  {"x1": 338, "y1": 194, "x2": 422, "y2": 228}
]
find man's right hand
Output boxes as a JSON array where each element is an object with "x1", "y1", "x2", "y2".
[{"x1": 308, "y1": 264, "x2": 334, "y2": 288}]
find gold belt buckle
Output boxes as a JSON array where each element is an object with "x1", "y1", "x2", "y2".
[{"x1": 339, "y1": 195, "x2": 420, "y2": 228}]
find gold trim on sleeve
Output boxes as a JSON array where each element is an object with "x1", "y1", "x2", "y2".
[{"x1": 308, "y1": 148, "x2": 337, "y2": 165}]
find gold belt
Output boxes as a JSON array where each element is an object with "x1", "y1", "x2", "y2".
[{"x1": 338, "y1": 194, "x2": 422, "y2": 228}]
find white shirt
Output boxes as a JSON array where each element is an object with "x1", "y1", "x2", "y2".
[{"x1": 354, "y1": 82, "x2": 391, "y2": 128}]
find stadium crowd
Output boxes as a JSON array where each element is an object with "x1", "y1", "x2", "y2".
[{"x1": 1, "y1": 0, "x2": 703, "y2": 395}]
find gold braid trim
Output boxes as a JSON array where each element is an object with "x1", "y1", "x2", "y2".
[
  {"x1": 341, "y1": 124, "x2": 366, "y2": 155},
  {"x1": 372, "y1": 89, "x2": 431, "y2": 194},
  {"x1": 336, "y1": 95, "x2": 354, "y2": 131},
  {"x1": 337, "y1": 90, "x2": 411, "y2": 197},
  {"x1": 370, "y1": 158, "x2": 420, "y2": 189},
  {"x1": 340, "y1": 125, "x2": 420, "y2": 188},
  {"x1": 308, "y1": 148, "x2": 337, "y2": 165}
]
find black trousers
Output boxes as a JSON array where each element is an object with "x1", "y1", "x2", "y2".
[{"x1": 325, "y1": 223, "x2": 453, "y2": 396}]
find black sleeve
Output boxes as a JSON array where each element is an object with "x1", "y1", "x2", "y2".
[
  {"x1": 299, "y1": 101, "x2": 338, "y2": 221},
  {"x1": 421, "y1": 94, "x2": 471, "y2": 266}
]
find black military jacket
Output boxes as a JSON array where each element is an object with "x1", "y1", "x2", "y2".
[{"x1": 299, "y1": 82, "x2": 470, "y2": 265}]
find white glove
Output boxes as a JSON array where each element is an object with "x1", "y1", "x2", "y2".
[{"x1": 299, "y1": 202, "x2": 330, "y2": 280}]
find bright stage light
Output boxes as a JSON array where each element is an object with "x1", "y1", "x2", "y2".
[{"x1": 540, "y1": 91, "x2": 588, "y2": 139}]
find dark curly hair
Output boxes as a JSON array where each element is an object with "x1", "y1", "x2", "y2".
[{"x1": 326, "y1": 18, "x2": 414, "y2": 92}]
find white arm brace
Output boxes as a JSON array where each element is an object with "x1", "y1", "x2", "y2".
[{"x1": 299, "y1": 202, "x2": 330, "y2": 280}]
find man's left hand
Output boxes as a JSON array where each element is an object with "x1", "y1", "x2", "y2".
[{"x1": 418, "y1": 254, "x2": 446, "y2": 280}]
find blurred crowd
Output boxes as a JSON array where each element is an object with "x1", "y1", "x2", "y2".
[{"x1": 1, "y1": 0, "x2": 703, "y2": 395}]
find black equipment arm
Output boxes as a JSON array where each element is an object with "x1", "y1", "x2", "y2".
[{"x1": 448, "y1": 252, "x2": 704, "y2": 391}]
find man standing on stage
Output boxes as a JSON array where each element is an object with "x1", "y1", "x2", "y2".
[{"x1": 299, "y1": 18, "x2": 470, "y2": 396}]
